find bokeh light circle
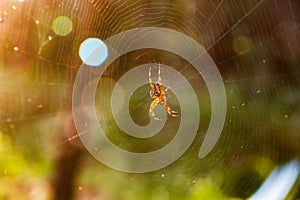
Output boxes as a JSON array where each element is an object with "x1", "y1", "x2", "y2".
[
  {"x1": 79, "y1": 38, "x2": 109, "y2": 67},
  {"x1": 72, "y1": 27, "x2": 227, "y2": 173},
  {"x1": 52, "y1": 16, "x2": 73, "y2": 36}
]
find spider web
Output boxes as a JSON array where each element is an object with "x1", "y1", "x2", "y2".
[{"x1": 0, "y1": 0, "x2": 299, "y2": 199}]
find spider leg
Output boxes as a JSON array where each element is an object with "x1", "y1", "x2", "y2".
[
  {"x1": 162, "y1": 97, "x2": 178, "y2": 117},
  {"x1": 158, "y1": 63, "x2": 161, "y2": 83},
  {"x1": 149, "y1": 67, "x2": 154, "y2": 90},
  {"x1": 165, "y1": 86, "x2": 169, "y2": 92},
  {"x1": 149, "y1": 98, "x2": 161, "y2": 121}
]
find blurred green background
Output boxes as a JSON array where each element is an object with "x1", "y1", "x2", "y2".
[{"x1": 0, "y1": 0, "x2": 299, "y2": 199}]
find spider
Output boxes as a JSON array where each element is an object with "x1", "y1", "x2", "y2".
[{"x1": 149, "y1": 64, "x2": 178, "y2": 120}]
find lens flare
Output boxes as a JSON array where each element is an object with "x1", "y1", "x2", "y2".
[
  {"x1": 79, "y1": 38, "x2": 108, "y2": 66},
  {"x1": 52, "y1": 16, "x2": 73, "y2": 36},
  {"x1": 232, "y1": 36, "x2": 253, "y2": 55},
  {"x1": 250, "y1": 160, "x2": 300, "y2": 200}
]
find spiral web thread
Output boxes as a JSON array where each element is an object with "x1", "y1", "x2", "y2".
[{"x1": 0, "y1": 0, "x2": 299, "y2": 179}]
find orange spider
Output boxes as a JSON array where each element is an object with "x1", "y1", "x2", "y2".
[{"x1": 149, "y1": 64, "x2": 178, "y2": 120}]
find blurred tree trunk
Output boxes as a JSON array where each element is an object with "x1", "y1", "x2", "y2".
[{"x1": 51, "y1": 111, "x2": 84, "y2": 200}]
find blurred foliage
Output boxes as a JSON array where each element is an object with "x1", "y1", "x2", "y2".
[{"x1": 0, "y1": 131, "x2": 51, "y2": 200}]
